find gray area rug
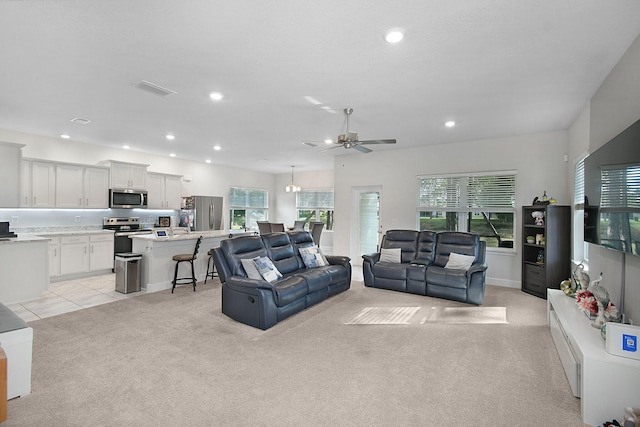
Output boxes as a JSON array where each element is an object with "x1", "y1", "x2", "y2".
[{"x1": 5, "y1": 280, "x2": 583, "y2": 427}]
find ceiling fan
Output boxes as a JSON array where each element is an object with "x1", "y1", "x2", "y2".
[{"x1": 306, "y1": 108, "x2": 397, "y2": 153}]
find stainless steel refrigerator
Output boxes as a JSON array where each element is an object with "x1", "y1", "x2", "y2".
[{"x1": 179, "y1": 196, "x2": 224, "y2": 231}]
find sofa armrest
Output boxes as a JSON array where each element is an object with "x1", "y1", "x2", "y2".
[
  {"x1": 225, "y1": 276, "x2": 276, "y2": 294},
  {"x1": 362, "y1": 253, "x2": 380, "y2": 264},
  {"x1": 326, "y1": 255, "x2": 351, "y2": 267},
  {"x1": 468, "y1": 262, "x2": 488, "y2": 275}
]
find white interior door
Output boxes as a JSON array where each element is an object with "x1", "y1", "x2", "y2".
[{"x1": 351, "y1": 186, "x2": 382, "y2": 264}]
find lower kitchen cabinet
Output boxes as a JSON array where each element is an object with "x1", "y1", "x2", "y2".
[{"x1": 50, "y1": 233, "x2": 114, "y2": 278}]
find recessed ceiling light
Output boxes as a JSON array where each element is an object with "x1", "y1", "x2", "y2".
[
  {"x1": 324, "y1": 139, "x2": 333, "y2": 144},
  {"x1": 166, "y1": 134, "x2": 175, "y2": 141},
  {"x1": 445, "y1": 121, "x2": 456, "y2": 128},
  {"x1": 122, "y1": 145, "x2": 130, "y2": 149},
  {"x1": 169, "y1": 153, "x2": 176, "y2": 157},
  {"x1": 209, "y1": 92, "x2": 224, "y2": 101},
  {"x1": 205, "y1": 159, "x2": 212, "y2": 164},
  {"x1": 60, "y1": 134, "x2": 70, "y2": 139},
  {"x1": 385, "y1": 28, "x2": 404, "y2": 44},
  {"x1": 213, "y1": 145, "x2": 221, "y2": 151}
]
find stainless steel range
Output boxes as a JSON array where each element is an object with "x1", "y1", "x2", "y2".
[{"x1": 103, "y1": 217, "x2": 153, "y2": 265}]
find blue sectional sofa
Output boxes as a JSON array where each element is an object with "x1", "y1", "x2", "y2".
[
  {"x1": 362, "y1": 230, "x2": 488, "y2": 305},
  {"x1": 211, "y1": 231, "x2": 351, "y2": 330}
]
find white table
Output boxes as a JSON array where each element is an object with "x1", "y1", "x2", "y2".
[{"x1": 547, "y1": 289, "x2": 640, "y2": 425}]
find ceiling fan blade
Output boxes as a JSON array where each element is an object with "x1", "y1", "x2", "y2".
[
  {"x1": 358, "y1": 139, "x2": 397, "y2": 145},
  {"x1": 353, "y1": 145, "x2": 372, "y2": 153},
  {"x1": 319, "y1": 144, "x2": 343, "y2": 153}
]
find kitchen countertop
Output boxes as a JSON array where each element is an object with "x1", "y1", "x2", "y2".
[
  {"x1": 130, "y1": 230, "x2": 251, "y2": 241},
  {"x1": 0, "y1": 229, "x2": 115, "y2": 244}
]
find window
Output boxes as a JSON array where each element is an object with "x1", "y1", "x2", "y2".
[
  {"x1": 417, "y1": 172, "x2": 516, "y2": 249},
  {"x1": 296, "y1": 189, "x2": 334, "y2": 231},
  {"x1": 229, "y1": 187, "x2": 268, "y2": 231},
  {"x1": 574, "y1": 156, "x2": 587, "y2": 261}
]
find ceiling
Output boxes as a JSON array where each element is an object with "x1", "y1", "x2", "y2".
[{"x1": 2, "y1": 1, "x2": 640, "y2": 174}]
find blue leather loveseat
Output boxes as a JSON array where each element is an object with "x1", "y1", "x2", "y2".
[
  {"x1": 362, "y1": 230, "x2": 487, "y2": 305},
  {"x1": 212, "y1": 231, "x2": 351, "y2": 330}
]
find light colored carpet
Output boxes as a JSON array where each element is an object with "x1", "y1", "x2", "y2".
[
  {"x1": 4, "y1": 280, "x2": 584, "y2": 427},
  {"x1": 345, "y1": 306, "x2": 421, "y2": 324},
  {"x1": 425, "y1": 306, "x2": 508, "y2": 324}
]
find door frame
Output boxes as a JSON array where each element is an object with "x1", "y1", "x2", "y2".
[{"x1": 350, "y1": 185, "x2": 383, "y2": 265}]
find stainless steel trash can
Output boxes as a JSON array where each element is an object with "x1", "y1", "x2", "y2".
[{"x1": 115, "y1": 252, "x2": 142, "y2": 294}]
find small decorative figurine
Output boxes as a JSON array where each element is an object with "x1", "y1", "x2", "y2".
[{"x1": 531, "y1": 211, "x2": 545, "y2": 226}]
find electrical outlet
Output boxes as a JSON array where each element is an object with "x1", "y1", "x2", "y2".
[
  {"x1": 11, "y1": 216, "x2": 18, "y2": 223},
  {"x1": 75, "y1": 216, "x2": 81, "y2": 223}
]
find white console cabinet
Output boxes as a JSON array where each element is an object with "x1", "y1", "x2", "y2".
[{"x1": 547, "y1": 289, "x2": 640, "y2": 426}]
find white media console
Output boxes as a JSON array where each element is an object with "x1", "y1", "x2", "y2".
[{"x1": 547, "y1": 289, "x2": 640, "y2": 425}]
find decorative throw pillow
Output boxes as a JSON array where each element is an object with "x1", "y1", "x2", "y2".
[
  {"x1": 379, "y1": 247, "x2": 401, "y2": 263},
  {"x1": 444, "y1": 252, "x2": 476, "y2": 271},
  {"x1": 299, "y1": 245, "x2": 328, "y2": 268},
  {"x1": 253, "y1": 256, "x2": 283, "y2": 283},
  {"x1": 241, "y1": 257, "x2": 263, "y2": 280}
]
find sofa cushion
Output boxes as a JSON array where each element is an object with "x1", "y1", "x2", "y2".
[
  {"x1": 220, "y1": 235, "x2": 269, "y2": 276},
  {"x1": 372, "y1": 262, "x2": 408, "y2": 280},
  {"x1": 379, "y1": 248, "x2": 401, "y2": 263},
  {"x1": 445, "y1": 252, "x2": 476, "y2": 271},
  {"x1": 299, "y1": 245, "x2": 328, "y2": 268},
  {"x1": 380, "y1": 230, "x2": 419, "y2": 263},
  {"x1": 427, "y1": 266, "x2": 469, "y2": 289},
  {"x1": 433, "y1": 231, "x2": 479, "y2": 267},
  {"x1": 294, "y1": 268, "x2": 331, "y2": 293},
  {"x1": 261, "y1": 232, "x2": 301, "y2": 274},
  {"x1": 254, "y1": 256, "x2": 283, "y2": 283},
  {"x1": 241, "y1": 257, "x2": 262, "y2": 280}
]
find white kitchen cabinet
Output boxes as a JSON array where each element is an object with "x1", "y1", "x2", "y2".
[
  {"x1": 48, "y1": 237, "x2": 61, "y2": 277},
  {"x1": 83, "y1": 166, "x2": 110, "y2": 208},
  {"x1": 147, "y1": 172, "x2": 182, "y2": 209},
  {"x1": 55, "y1": 163, "x2": 84, "y2": 208},
  {"x1": 20, "y1": 159, "x2": 31, "y2": 207},
  {"x1": 89, "y1": 234, "x2": 114, "y2": 271},
  {"x1": 107, "y1": 161, "x2": 148, "y2": 189},
  {"x1": 60, "y1": 235, "x2": 90, "y2": 276},
  {"x1": 28, "y1": 160, "x2": 56, "y2": 208},
  {"x1": 0, "y1": 141, "x2": 24, "y2": 208}
]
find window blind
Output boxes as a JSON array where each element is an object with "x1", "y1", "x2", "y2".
[
  {"x1": 418, "y1": 173, "x2": 515, "y2": 212},
  {"x1": 296, "y1": 190, "x2": 334, "y2": 209},
  {"x1": 574, "y1": 158, "x2": 585, "y2": 207},
  {"x1": 229, "y1": 187, "x2": 268, "y2": 208}
]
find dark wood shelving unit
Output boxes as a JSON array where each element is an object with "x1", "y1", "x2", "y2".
[{"x1": 521, "y1": 205, "x2": 571, "y2": 299}]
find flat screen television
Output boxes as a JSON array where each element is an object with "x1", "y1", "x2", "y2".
[{"x1": 583, "y1": 117, "x2": 640, "y2": 256}]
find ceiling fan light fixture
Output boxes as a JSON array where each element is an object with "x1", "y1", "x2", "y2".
[{"x1": 285, "y1": 166, "x2": 301, "y2": 193}]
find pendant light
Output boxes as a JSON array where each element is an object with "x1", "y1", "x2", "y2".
[{"x1": 285, "y1": 165, "x2": 301, "y2": 193}]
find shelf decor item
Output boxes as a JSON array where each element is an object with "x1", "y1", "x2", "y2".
[
  {"x1": 531, "y1": 211, "x2": 545, "y2": 225},
  {"x1": 526, "y1": 235, "x2": 535, "y2": 243}
]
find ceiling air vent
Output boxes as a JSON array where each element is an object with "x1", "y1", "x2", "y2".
[
  {"x1": 136, "y1": 80, "x2": 177, "y2": 97},
  {"x1": 70, "y1": 117, "x2": 91, "y2": 124}
]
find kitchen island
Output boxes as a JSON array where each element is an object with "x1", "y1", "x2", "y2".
[
  {"x1": 0, "y1": 235, "x2": 49, "y2": 304},
  {"x1": 130, "y1": 230, "x2": 255, "y2": 292}
]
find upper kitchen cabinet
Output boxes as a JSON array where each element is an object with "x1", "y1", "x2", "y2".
[
  {"x1": 55, "y1": 163, "x2": 110, "y2": 208},
  {"x1": 22, "y1": 159, "x2": 56, "y2": 208},
  {"x1": 147, "y1": 172, "x2": 183, "y2": 209},
  {"x1": 102, "y1": 160, "x2": 148, "y2": 190},
  {"x1": 0, "y1": 141, "x2": 24, "y2": 207}
]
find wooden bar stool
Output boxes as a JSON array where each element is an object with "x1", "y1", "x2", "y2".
[
  {"x1": 204, "y1": 249, "x2": 218, "y2": 283},
  {"x1": 171, "y1": 236, "x2": 202, "y2": 293}
]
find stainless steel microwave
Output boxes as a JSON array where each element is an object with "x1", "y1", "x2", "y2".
[{"x1": 109, "y1": 189, "x2": 148, "y2": 209}]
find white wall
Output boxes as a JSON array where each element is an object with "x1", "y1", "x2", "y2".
[
  {"x1": 583, "y1": 33, "x2": 640, "y2": 325},
  {"x1": 332, "y1": 130, "x2": 570, "y2": 288}
]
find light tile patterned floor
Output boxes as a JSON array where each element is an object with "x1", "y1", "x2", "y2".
[{"x1": 5, "y1": 273, "x2": 145, "y2": 323}]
